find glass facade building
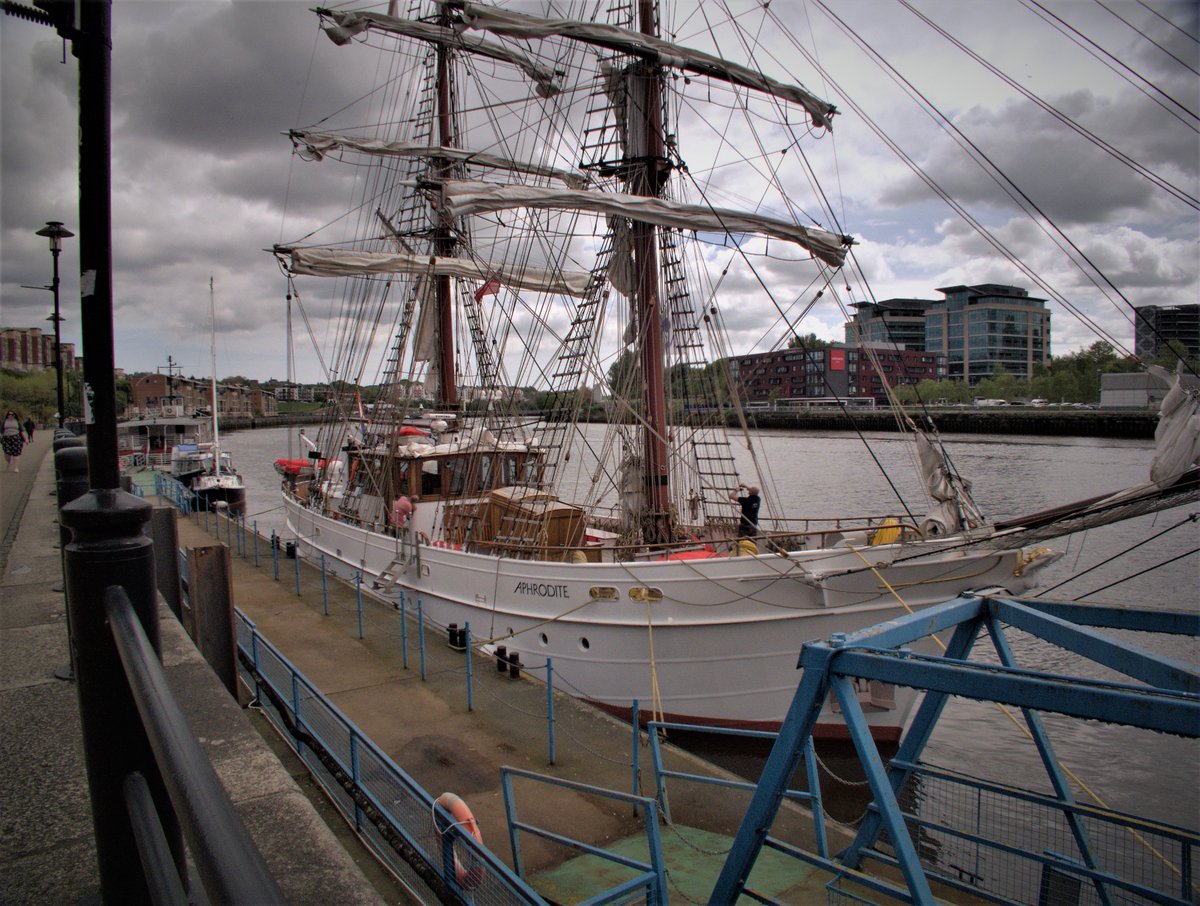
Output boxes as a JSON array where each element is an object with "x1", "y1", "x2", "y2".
[{"x1": 925, "y1": 284, "x2": 1050, "y2": 384}]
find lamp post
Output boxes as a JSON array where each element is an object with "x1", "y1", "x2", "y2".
[{"x1": 36, "y1": 221, "x2": 74, "y2": 429}]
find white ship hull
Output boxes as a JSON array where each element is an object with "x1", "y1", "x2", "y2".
[{"x1": 285, "y1": 493, "x2": 1054, "y2": 741}]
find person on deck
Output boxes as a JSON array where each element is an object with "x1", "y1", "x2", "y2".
[
  {"x1": 730, "y1": 483, "x2": 761, "y2": 537},
  {"x1": 389, "y1": 495, "x2": 414, "y2": 536},
  {"x1": 2, "y1": 411, "x2": 27, "y2": 472}
]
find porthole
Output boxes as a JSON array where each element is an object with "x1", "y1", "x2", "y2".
[
  {"x1": 579, "y1": 637, "x2": 590, "y2": 651},
  {"x1": 628, "y1": 587, "x2": 663, "y2": 602},
  {"x1": 589, "y1": 586, "x2": 619, "y2": 600},
  {"x1": 539, "y1": 632, "x2": 549, "y2": 647}
]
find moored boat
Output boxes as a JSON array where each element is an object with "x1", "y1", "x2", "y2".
[{"x1": 269, "y1": 0, "x2": 1197, "y2": 740}]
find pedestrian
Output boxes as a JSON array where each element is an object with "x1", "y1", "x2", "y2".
[
  {"x1": 729, "y1": 482, "x2": 761, "y2": 537},
  {"x1": 2, "y1": 411, "x2": 27, "y2": 472},
  {"x1": 23, "y1": 417, "x2": 35, "y2": 441}
]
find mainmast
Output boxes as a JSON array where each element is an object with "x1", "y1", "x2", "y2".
[
  {"x1": 632, "y1": 0, "x2": 672, "y2": 545},
  {"x1": 434, "y1": 14, "x2": 457, "y2": 409}
]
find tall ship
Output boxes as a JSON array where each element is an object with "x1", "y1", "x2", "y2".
[{"x1": 270, "y1": 1, "x2": 1198, "y2": 739}]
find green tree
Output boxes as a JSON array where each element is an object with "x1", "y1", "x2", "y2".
[{"x1": 786, "y1": 332, "x2": 829, "y2": 351}]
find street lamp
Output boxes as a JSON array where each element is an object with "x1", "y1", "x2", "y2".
[{"x1": 36, "y1": 221, "x2": 74, "y2": 429}]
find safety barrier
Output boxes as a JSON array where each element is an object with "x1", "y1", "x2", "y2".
[
  {"x1": 235, "y1": 611, "x2": 547, "y2": 904},
  {"x1": 103, "y1": 587, "x2": 284, "y2": 903}
]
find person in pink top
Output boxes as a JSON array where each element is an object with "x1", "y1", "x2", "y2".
[{"x1": 389, "y1": 494, "x2": 414, "y2": 535}]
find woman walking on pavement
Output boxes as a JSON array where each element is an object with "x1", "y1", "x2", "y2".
[{"x1": 2, "y1": 411, "x2": 27, "y2": 472}]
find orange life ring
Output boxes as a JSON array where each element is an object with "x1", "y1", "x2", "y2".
[{"x1": 434, "y1": 791, "x2": 484, "y2": 889}]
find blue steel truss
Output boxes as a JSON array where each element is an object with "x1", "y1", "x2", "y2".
[{"x1": 710, "y1": 594, "x2": 1200, "y2": 906}]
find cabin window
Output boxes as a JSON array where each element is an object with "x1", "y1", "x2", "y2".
[
  {"x1": 392, "y1": 461, "x2": 412, "y2": 497},
  {"x1": 478, "y1": 454, "x2": 494, "y2": 491},
  {"x1": 443, "y1": 456, "x2": 469, "y2": 496},
  {"x1": 420, "y1": 459, "x2": 441, "y2": 497},
  {"x1": 499, "y1": 454, "x2": 520, "y2": 486}
]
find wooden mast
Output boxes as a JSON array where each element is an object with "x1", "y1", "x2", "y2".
[
  {"x1": 632, "y1": 0, "x2": 672, "y2": 544},
  {"x1": 434, "y1": 22, "x2": 457, "y2": 408}
]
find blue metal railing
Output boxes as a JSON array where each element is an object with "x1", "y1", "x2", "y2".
[
  {"x1": 501, "y1": 766, "x2": 668, "y2": 906},
  {"x1": 235, "y1": 610, "x2": 547, "y2": 904}
]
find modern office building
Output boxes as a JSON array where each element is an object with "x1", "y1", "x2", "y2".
[
  {"x1": 924, "y1": 284, "x2": 1050, "y2": 384},
  {"x1": 1134, "y1": 304, "x2": 1199, "y2": 361},
  {"x1": 845, "y1": 298, "x2": 933, "y2": 350}
]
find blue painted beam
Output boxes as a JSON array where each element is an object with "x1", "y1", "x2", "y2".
[
  {"x1": 805, "y1": 648, "x2": 1200, "y2": 737},
  {"x1": 823, "y1": 595, "x2": 985, "y2": 655},
  {"x1": 1004, "y1": 597, "x2": 1200, "y2": 636},
  {"x1": 992, "y1": 598, "x2": 1199, "y2": 693}
]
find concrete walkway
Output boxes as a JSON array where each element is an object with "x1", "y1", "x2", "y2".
[{"x1": 0, "y1": 441, "x2": 401, "y2": 905}]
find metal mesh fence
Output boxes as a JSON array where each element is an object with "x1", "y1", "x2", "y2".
[{"x1": 236, "y1": 612, "x2": 546, "y2": 905}]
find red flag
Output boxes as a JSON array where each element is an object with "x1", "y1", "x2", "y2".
[{"x1": 474, "y1": 275, "x2": 500, "y2": 302}]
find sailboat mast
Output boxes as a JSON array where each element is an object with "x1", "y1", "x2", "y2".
[
  {"x1": 633, "y1": 0, "x2": 672, "y2": 544},
  {"x1": 209, "y1": 275, "x2": 221, "y2": 475},
  {"x1": 434, "y1": 25, "x2": 457, "y2": 409}
]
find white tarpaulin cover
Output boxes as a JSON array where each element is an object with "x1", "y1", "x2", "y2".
[
  {"x1": 441, "y1": 180, "x2": 851, "y2": 268},
  {"x1": 282, "y1": 246, "x2": 592, "y2": 297},
  {"x1": 444, "y1": 1, "x2": 837, "y2": 129},
  {"x1": 320, "y1": 9, "x2": 563, "y2": 97},
  {"x1": 289, "y1": 131, "x2": 588, "y2": 188},
  {"x1": 1148, "y1": 364, "x2": 1200, "y2": 486}
]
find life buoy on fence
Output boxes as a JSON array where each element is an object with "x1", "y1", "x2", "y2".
[{"x1": 433, "y1": 791, "x2": 484, "y2": 889}]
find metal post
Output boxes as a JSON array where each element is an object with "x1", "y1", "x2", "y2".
[
  {"x1": 186, "y1": 544, "x2": 236, "y2": 697},
  {"x1": 320, "y1": 553, "x2": 328, "y2": 616},
  {"x1": 465, "y1": 622, "x2": 472, "y2": 712},
  {"x1": 293, "y1": 544, "x2": 300, "y2": 596},
  {"x1": 355, "y1": 571, "x2": 363, "y2": 639},
  {"x1": 418, "y1": 598, "x2": 426, "y2": 680},
  {"x1": 53, "y1": 444, "x2": 89, "y2": 678},
  {"x1": 632, "y1": 699, "x2": 640, "y2": 815},
  {"x1": 399, "y1": 590, "x2": 408, "y2": 669},
  {"x1": 253, "y1": 520, "x2": 259, "y2": 568},
  {"x1": 271, "y1": 530, "x2": 278, "y2": 580},
  {"x1": 547, "y1": 657, "x2": 554, "y2": 765}
]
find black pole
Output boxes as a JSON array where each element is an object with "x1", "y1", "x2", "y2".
[
  {"x1": 51, "y1": 245, "x2": 65, "y2": 428},
  {"x1": 77, "y1": 0, "x2": 118, "y2": 489}
]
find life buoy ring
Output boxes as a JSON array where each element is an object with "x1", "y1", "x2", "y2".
[{"x1": 433, "y1": 791, "x2": 484, "y2": 889}]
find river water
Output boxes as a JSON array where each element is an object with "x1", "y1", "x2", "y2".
[{"x1": 221, "y1": 424, "x2": 1198, "y2": 833}]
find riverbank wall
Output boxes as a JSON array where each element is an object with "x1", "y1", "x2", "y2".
[{"x1": 742, "y1": 408, "x2": 1157, "y2": 438}]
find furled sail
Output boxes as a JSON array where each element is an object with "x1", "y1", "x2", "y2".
[
  {"x1": 289, "y1": 131, "x2": 588, "y2": 188},
  {"x1": 279, "y1": 246, "x2": 592, "y2": 297},
  {"x1": 441, "y1": 180, "x2": 852, "y2": 268},
  {"x1": 317, "y1": 8, "x2": 563, "y2": 98},
  {"x1": 442, "y1": 1, "x2": 837, "y2": 130}
]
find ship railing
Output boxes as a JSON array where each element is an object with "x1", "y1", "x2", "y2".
[
  {"x1": 500, "y1": 766, "x2": 669, "y2": 906},
  {"x1": 234, "y1": 611, "x2": 549, "y2": 905}
]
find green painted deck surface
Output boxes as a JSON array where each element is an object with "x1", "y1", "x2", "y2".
[{"x1": 529, "y1": 825, "x2": 822, "y2": 904}]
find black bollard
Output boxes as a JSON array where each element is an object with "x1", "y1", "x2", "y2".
[
  {"x1": 62, "y1": 488, "x2": 185, "y2": 903},
  {"x1": 52, "y1": 446, "x2": 91, "y2": 678},
  {"x1": 508, "y1": 651, "x2": 521, "y2": 679},
  {"x1": 496, "y1": 645, "x2": 507, "y2": 672}
]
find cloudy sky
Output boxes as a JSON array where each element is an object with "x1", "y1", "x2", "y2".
[{"x1": 2, "y1": 0, "x2": 1196, "y2": 385}]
